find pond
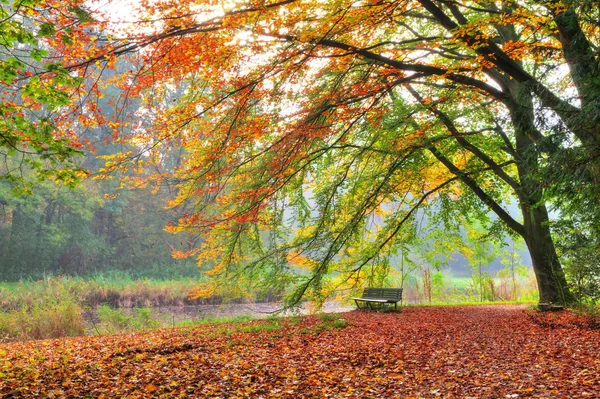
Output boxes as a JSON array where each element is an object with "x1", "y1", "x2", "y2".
[{"x1": 84, "y1": 301, "x2": 356, "y2": 331}]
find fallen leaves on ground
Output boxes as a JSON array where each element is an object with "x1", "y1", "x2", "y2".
[{"x1": 1, "y1": 305, "x2": 599, "y2": 398}]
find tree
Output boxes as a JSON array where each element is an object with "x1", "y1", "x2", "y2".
[
  {"x1": 497, "y1": 240, "x2": 529, "y2": 300},
  {"x1": 37, "y1": 0, "x2": 600, "y2": 305},
  {"x1": 0, "y1": 0, "x2": 100, "y2": 191},
  {"x1": 464, "y1": 227, "x2": 498, "y2": 302}
]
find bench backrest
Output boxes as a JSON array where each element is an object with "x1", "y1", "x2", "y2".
[{"x1": 363, "y1": 287, "x2": 403, "y2": 300}]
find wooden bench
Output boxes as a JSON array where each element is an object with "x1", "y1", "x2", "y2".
[{"x1": 352, "y1": 287, "x2": 403, "y2": 310}]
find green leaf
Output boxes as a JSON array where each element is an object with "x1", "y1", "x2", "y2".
[
  {"x1": 30, "y1": 48, "x2": 47, "y2": 62},
  {"x1": 60, "y1": 34, "x2": 73, "y2": 46},
  {"x1": 38, "y1": 22, "x2": 56, "y2": 37},
  {"x1": 45, "y1": 62, "x2": 65, "y2": 72},
  {"x1": 68, "y1": 6, "x2": 94, "y2": 23}
]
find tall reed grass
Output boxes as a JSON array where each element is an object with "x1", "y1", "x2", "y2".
[
  {"x1": 0, "y1": 273, "x2": 205, "y2": 342},
  {"x1": 0, "y1": 273, "x2": 204, "y2": 311},
  {"x1": 0, "y1": 289, "x2": 85, "y2": 342}
]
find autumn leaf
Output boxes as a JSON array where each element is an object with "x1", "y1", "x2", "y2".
[{"x1": 1, "y1": 306, "x2": 600, "y2": 398}]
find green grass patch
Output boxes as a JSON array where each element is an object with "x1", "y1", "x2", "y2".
[
  {"x1": 408, "y1": 300, "x2": 535, "y2": 307},
  {"x1": 93, "y1": 305, "x2": 160, "y2": 335},
  {"x1": 310, "y1": 313, "x2": 349, "y2": 333},
  {"x1": 235, "y1": 319, "x2": 281, "y2": 334},
  {"x1": 446, "y1": 277, "x2": 473, "y2": 290},
  {"x1": 177, "y1": 315, "x2": 256, "y2": 328}
]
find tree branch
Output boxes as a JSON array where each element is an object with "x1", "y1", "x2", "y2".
[{"x1": 406, "y1": 85, "x2": 521, "y2": 192}]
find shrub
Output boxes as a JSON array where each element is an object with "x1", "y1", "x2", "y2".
[{"x1": 0, "y1": 294, "x2": 85, "y2": 342}]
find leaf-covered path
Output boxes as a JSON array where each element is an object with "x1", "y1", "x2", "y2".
[{"x1": 1, "y1": 305, "x2": 599, "y2": 398}]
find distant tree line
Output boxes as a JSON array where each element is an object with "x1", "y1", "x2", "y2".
[{"x1": 0, "y1": 176, "x2": 196, "y2": 281}]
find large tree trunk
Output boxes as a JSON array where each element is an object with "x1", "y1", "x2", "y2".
[
  {"x1": 510, "y1": 82, "x2": 575, "y2": 305},
  {"x1": 521, "y1": 200, "x2": 574, "y2": 304}
]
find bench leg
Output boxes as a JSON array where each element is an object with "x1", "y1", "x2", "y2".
[{"x1": 354, "y1": 300, "x2": 365, "y2": 310}]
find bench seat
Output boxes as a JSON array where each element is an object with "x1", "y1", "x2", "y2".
[{"x1": 352, "y1": 287, "x2": 403, "y2": 310}]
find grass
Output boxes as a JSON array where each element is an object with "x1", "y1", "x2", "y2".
[
  {"x1": 298, "y1": 313, "x2": 349, "y2": 334},
  {"x1": 0, "y1": 273, "x2": 204, "y2": 311},
  {"x1": 0, "y1": 272, "x2": 540, "y2": 342},
  {"x1": 93, "y1": 305, "x2": 161, "y2": 335},
  {"x1": 177, "y1": 315, "x2": 256, "y2": 327},
  {"x1": 407, "y1": 299, "x2": 535, "y2": 307},
  {"x1": 0, "y1": 289, "x2": 351, "y2": 342},
  {"x1": 446, "y1": 276, "x2": 473, "y2": 290},
  {"x1": 0, "y1": 292, "x2": 86, "y2": 342},
  {"x1": 0, "y1": 273, "x2": 205, "y2": 342},
  {"x1": 0, "y1": 274, "x2": 298, "y2": 342},
  {"x1": 235, "y1": 319, "x2": 282, "y2": 334}
]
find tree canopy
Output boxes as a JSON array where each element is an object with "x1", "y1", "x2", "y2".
[{"x1": 4, "y1": 0, "x2": 599, "y2": 305}]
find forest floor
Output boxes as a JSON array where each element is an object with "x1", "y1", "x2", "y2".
[{"x1": 1, "y1": 305, "x2": 599, "y2": 398}]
